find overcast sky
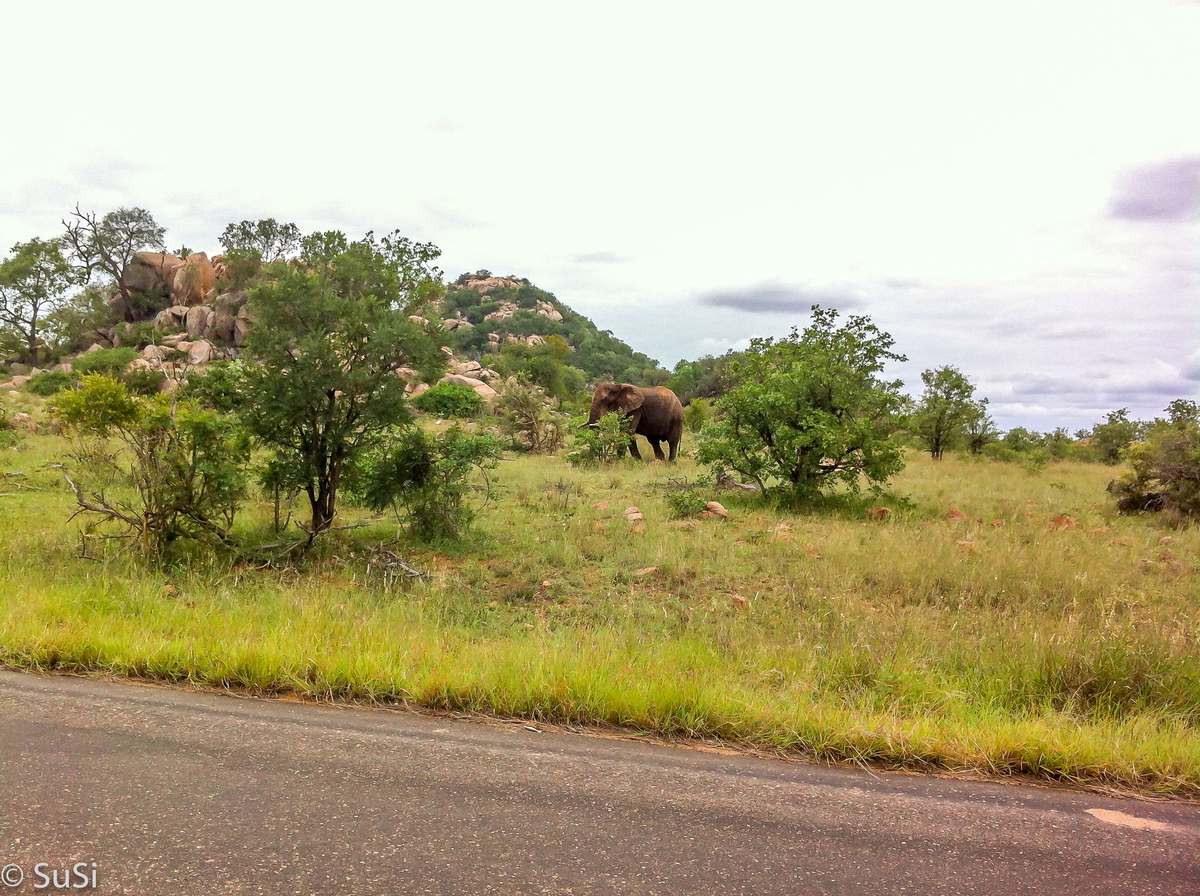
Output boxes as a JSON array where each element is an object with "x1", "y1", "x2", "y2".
[{"x1": 1, "y1": 0, "x2": 1197, "y2": 430}]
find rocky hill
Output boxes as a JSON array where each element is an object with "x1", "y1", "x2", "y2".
[
  {"x1": 1, "y1": 251, "x2": 664, "y2": 400},
  {"x1": 438, "y1": 272, "x2": 663, "y2": 385}
]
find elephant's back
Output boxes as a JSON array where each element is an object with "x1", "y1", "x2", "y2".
[{"x1": 642, "y1": 386, "x2": 683, "y2": 412}]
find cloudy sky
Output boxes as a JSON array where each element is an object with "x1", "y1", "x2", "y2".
[{"x1": 1, "y1": 0, "x2": 1197, "y2": 430}]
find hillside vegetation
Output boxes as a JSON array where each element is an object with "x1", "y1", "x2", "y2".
[{"x1": 439, "y1": 272, "x2": 665, "y2": 386}]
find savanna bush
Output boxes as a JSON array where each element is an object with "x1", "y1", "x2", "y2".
[
  {"x1": 683, "y1": 397, "x2": 714, "y2": 433},
  {"x1": 495, "y1": 376, "x2": 567, "y2": 452},
  {"x1": 0, "y1": 407, "x2": 23, "y2": 449},
  {"x1": 566, "y1": 412, "x2": 628, "y2": 466},
  {"x1": 26, "y1": 369, "x2": 75, "y2": 396},
  {"x1": 1110, "y1": 417, "x2": 1200, "y2": 524},
  {"x1": 123, "y1": 367, "x2": 166, "y2": 396},
  {"x1": 51, "y1": 375, "x2": 251, "y2": 558},
  {"x1": 357, "y1": 425, "x2": 501, "y2": 540},
  {"x1": 662, "y1": 479, "x2": 712, "y2": 519},
  {"x1": 72, "y1": 347, "x2": 138, "y2": 378},
  {"x1": 413, "y1": 382, "x2": 484, "y2": 418}
]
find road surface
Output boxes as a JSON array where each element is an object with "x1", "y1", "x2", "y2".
[{"x1": 1, "y1": 671, "x2": 1197, "y2": 894}]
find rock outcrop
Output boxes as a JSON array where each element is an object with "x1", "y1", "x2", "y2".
[{"x1": 461, "y1": 276, "x2": 523, "y2": 293}]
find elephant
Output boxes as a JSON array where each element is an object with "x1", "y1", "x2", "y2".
[{"x1": 585, "y1": 383, "x2": 684, "y2": 462}]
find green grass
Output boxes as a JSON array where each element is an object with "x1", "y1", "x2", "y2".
[{"x1": 2, "y1": 401, "x2": 1198, "y2": 795}]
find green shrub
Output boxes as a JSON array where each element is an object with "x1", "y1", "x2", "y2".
[
  {"x1": 0, "y1": 407, "x2": 23, "y2": 449},
  {"x1": 566, "y1": 412, "x2": 629, "y2": 466},
  {"x1": 113, "y1": 321, "x2": 157, "y2": 350},
  {"x1": 683, "y1": 398, "x2": 714, "y2": 433},
  {"x1": 123, "y1": 367, "x2": 166, "y2": 396},
  {"x1": 1111, "y1": 417, "x2": 1200, "y2": 523},
  {"x1": 26, "y1": 369, "x2": 75, "y2": 396},
  {"x1": 357, "y1": 425, "x2": 501, "y2": 540},
  {"x1": 980, "y1": 443, "x2": 1020, "y2": 463},
  {"x1": 413, "y1": 382, "x2": 484, "y2": 418},
  {"x1": 495, "y1": 377, "x2": 568, "y2": 453},
  {"x1": 73, "y1": 347, "x2": 138, "y2": 378},
  {"x1": 662, "y1": 479, "x2": 712, "y2": 519},
  {"x1": 50, "y1": 375, "x2": 251, "y2": 558}
]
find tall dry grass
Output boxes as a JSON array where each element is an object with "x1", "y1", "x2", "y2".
[{"x1": 1, "y1": 423, "x2": 1197, "y2": 793}]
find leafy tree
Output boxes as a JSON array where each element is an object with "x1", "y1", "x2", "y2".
[
  {"x1": 219, "y1": 219, "x2": 301, "y2": 263},
  {"x1": 44, "y1": 284, "x2": 116, "y2": 354},
  {"x1": 357, "y1": 425, "x2": 501, "y2": 540},
  {"x1": 667, "y1": 354, "x2": 738, "y2": 403},
  {"x1": 0, "y1": 238, "x2": 76, "y2": 365},
  {"x1": 51, "y1": 375, "x2": 250, "y2": 558},
  {"x1": 697, "y1": 307, "x2": 907, "y2": 502},
  {"x1": 485, "y1": 336, "x2": 585, "y2": 400},
  {"x1": 1000, "y1": 427, "x2": 1040, "y2": 451},
  {"x1": 962, "y1": 400, "x2": 998, "y2": 455},
  {"x1": 911, "y1": 365, "x2": 980, "y2": 459},
  {"x1": 1163, "y1": 399, "x2": 1200, "y2": 427},
  {"x1": 61, "y1": 206, "x2": 166, "y2": 320},
  {"x1": 233, "y1": 229, "x2": 445, "y2": 536},
  {"x1": 1088, "y1": 408, "x2": 1145, "y2": 465}
]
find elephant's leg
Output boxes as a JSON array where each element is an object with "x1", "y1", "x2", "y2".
[
  {"x1": 667, "y1": 436, "x2": 679, "y2": 463},
  {"x1": 651, "y1": 439, "x2": 666, "y2": 461},
  {"x1": 627, "y1": 436, "x2": 643, "y2": 460}
]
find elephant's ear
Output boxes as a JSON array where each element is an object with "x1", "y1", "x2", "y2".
[{"x1": 616, "y1": 384, "x2": 644, "y2": 413}]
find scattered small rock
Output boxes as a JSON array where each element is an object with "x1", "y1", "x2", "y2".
[
  {"x1": 623, "y1": 506, "x2": 643, "y2": 521},
  {"x1": 946, "y1": 507, "x2": 971, "y2": 522},
  {"x1": 592, "y1": 501, "x2": 609, "y2": 511},
  {"x1": 1049, "y1": 515, "x2": 1078, "y2": 530},
  {"x1": 9, "y1": 413, "x2": 36, "y2": 434},
  {"x1": 729, "y1": 595, "x2": 749, "y2": 607},
  {"x1": 956, "y1": 539, "x2": 976, "y2": 550},
  {"x1": 1159, "y1": 536, "x2": 1174, "y2": 545},
  {"x1": 634, "y1": 567, "x2": 658, "y2": 577},
  {"x1": 990, "y1": 519, "x2": 1004, "y2": 527}
]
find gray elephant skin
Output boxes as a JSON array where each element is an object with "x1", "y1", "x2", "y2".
[{"x1": 585, "y1": 383, "x2": 684, "y2": 462}]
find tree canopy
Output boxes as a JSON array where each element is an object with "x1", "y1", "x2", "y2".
[
  {"x1": 232, "y1": 229, "x2": 446, "y2": 535},
  {"x1": 697, "y1": 307, "x2": 908, "y2": 502},
  {"x1": 61, "y1": 205, "x2": 165, "y2": 319},
  {"x1": 0, "y1": 237, "x2": 75, "y2": 365},
  {"x1": 911, "y1": 365, "x2": 983, "y2": 460}
]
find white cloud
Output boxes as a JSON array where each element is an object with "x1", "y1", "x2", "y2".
[{"x1": 0, "y1": 0, "x2": 1197, "y2": 430}]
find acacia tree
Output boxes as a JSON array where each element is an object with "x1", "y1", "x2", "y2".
[
  {"x1": 0, "y1": 238, "x2": 76, "y2": 365},
  {"x1": 1088, "y1": 408, "x2": 1146, "y2": 465},
  {"x1": 962, "y1": 400, "x2": 998, "y2": 455},
  {"x1": 697, "y1": 306, "x2": 908, "y2": 502},
  {"x1": 61, "y1": 205, "x2": 165, "y2": 319},
  {"x1": 219, "y1": 219, "x2": 302, "y2": 263},
  {"x1": 912, "y1": 365, "x2": 980, "y2": 459},
  {"x1": 236, "y1": 229, "x2": 445, "y2": 536}
]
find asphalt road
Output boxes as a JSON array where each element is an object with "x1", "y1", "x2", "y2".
[{"x1": 1, "y1": 671, "x2": 1197, "y2": 895}]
